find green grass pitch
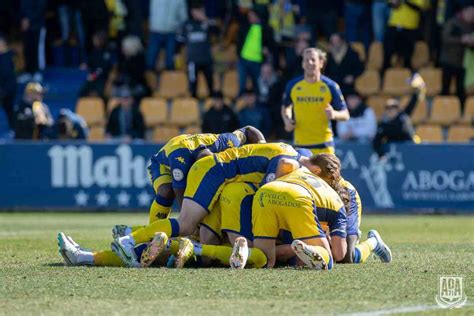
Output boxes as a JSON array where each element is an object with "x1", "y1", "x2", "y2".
[{"x1": 0, "y1": 213, "x2": 473, "y2": 315}]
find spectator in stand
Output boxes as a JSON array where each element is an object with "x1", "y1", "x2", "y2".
[
  {"x1": 56, "y1": 0, "x2": 87, "y2": 65},
  {"x1": 324, "y1": 33, "x2": 364, "y2": 96},
  {"x1": 337, "y1": 92, "x2": 377, "y2": 142},
  {"x1": 54, "y1": 108, "x2": 89, "y2": 140},
  {"x1": 146, "y1": 0, "x2": 187, "y2": 71},
  {"x1": 372, "y1": 0, "x2": 391, "y2": 42},
  {"x1": 283, "y1": 38, "x2": 309, "y2": 83},
  {"x1": 344, "y1": 0, "x2": 372, "y2": 49},
  {"x1": 78, "y1": 0, "x2": 109, "y2": 55},
  {"x1": 118, "y1": 35, "x2": 149, "y2": 101},
  {"x1": 237, "y1": 10, "x2": 274, "y2": 96},
  {"x1": 373, "y1": 73, "x2": 426, "y2": 158},
  {"x1": 304, "y1": 0, "x2": 339, "y2": 42},
  {"x1": 182, "y1": 3, "x2": 214, "y2": 98},
  {"x1": 0, "y1": 34, "x2": 16, "y2": 131},
  {"x1": 238, "y1": 89, "x2": 264, "y2": 132},
  {"x1": 14, "y1": 82, "x2": 54, "y2": 140},
  {"x1": 202, "y1": 91, "x2": 239, "y2": 134},
  {"x1": 268, "y1": 0, "x2": 296, "y2": 69},
  {"x1": 79, "y1": 31, "x2": 115, "y2": 98},
  {"x1": 257, "y1": 63, "x2": 284, "y2": 138},
  {"x1": 383, "y1": 0, "x2": 429, "y2": 72},
  {"x1": 440, "y1": 6, "x2": 474, "y2": 107},
  {"x1": 0, "y1": 0, "x2": 17, "y2": 35},
  {"x1": 106, "y1": 85, "x2": 145, "y2": 141},
  {"x1": 18, "y1": 0, "x2": 47, "y2": 83}
]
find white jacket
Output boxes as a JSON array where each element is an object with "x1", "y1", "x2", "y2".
[{"x1": 149, "y1": 0, "x2": 188, "y2": 33}]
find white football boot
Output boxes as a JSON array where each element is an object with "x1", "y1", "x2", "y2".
[
  {"x1": 230, "y1": 237, "x2": 249, "y2": 269},
  {"x1": 291, "y1": 240, "x2": 327, "y2": 270}
]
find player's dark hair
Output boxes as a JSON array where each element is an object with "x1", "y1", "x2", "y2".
[{"x1": 309, "y1": 154, "x2": 350, "y2": 212}]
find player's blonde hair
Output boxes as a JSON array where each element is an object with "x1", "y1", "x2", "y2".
[
  {"x1": 303, "y1": 47, "x2": 327, "y2": 63},
  {"x1": 309, "y1": 154, "x2": 350, "y2": 212}
]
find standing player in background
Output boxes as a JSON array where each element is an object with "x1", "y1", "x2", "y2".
[{"x1": 281, "y1": 48, "x2": 349, "y2": 154}]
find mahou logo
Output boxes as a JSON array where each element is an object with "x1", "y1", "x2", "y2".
[{"x1": 48, "y1": 145, "x2": 149, "y2": 188}]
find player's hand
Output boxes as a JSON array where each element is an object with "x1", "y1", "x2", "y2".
[
  {"x1": 283, "y1": 116, "x2": 295, "y2": 132},
  {"x1": 325, "y1": 104, "x2": 335, "y2": 120}
]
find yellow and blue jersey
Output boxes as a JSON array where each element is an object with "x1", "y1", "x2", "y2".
[
  {"x1": 340, "y1": 178, "x2": 362, "y2": 237},
  {"x1": 277, "y1": 168, "x2": 347, "y2": 238},
  {"x1": 283, "y1": 75, "x2": 346, "y2": 150},
  {"x1": 184, "y1": 143, "x2": 299, "y2": 212},
  {"x1": 149, "y1": 132, "x2": 244, "y2": 189}
]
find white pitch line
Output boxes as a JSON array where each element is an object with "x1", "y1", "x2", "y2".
[{"x1": 346, "y1": 303, "x2": 473, "y2": 316}]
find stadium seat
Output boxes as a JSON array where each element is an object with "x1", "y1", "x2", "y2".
[
  {"x1": 418, "y1": 67, "x2": 442, "y2": 97},
  {"x1": 104, "y1": 67, "x2": 118, "y2": 98},
  {"x1": 459, "y1": 96, "x2": 474, "y2": 124},
  {"x1": 152, "y1": 126, "x2": 180, "y2": 143},
  {"x1": 157, "y1": 71, "x2": 189, "y2": 99},
  {"x1": 367, "y1": 42, "x2": 383, "y2": 70},
  {"x1": 382, "y1": 68, "x2": 412, "y2": 96},
  {"x1": 447, "y1": 126, "x2": 473, "y2": 143},
  {"x1": 169, "y1": 97, "x2": 200, "y2": 126},
  {"x1": 429, "y1": 96, "x2": 461, "y2": 125},
  {"x1": 197, "y1": 73, "x2": 213, "y2": 99},
  {"x1": 107, "y1": 98, "x2": 120, "y2": 114},
  {"x1": 145, "y1": 70, "x2": 159, "y2": 92},
  {"x1": 355, "y1": 70, "x2": 380, "y2": 96},
  {"x1": 350, "y1": 42, "x2": 366, "y2": 62},
  {"x1": 222, "y1": 70, "x2": 239, "y2": 99},
  {"x1": 76, "y1": 97, "x2": 105, "y2": 127},
  {"x1": 416, "y1": 124, "x2": 443, "y2": 143},
  {"x1": 400, "y1": 96, "x2": 428, "y2": 125},
  {"x1": 140, "y1": 97, "x2": 168, "y2": 128},
  {"x1": 411, "y1": 41, "x2": 430, "y2": 69},
  {"x1": 366, "y1": 95, "x2": 392, "y2": 120},
  {"x1": 10, "y1": 41, "x2": 25, "y2": 71},
  {"x1": 234, "y1": 97, "x2": 248, "y2": 112},
  {"x1": 88, "y1": 126, "x2": 105, "y2": 141},
  {"x1": 183, "y1": 126, "x2": 202, "y2": 134}
]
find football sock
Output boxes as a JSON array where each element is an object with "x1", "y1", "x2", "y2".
[
  {"x1": 148, "y1": 198, "x2": 172, "y2": 223},
  {"x1": 93, "y1": 250, "x2": 123, "y2": 267},
  {"x1": 247, "y1": 247, "x2": 267, "y2": 268},
  {"x1": 166, "y1": 239, "x2": 180, "y2": 255},
  {"x1": 131, "y1": 218, "x2": 180, "y2": 243},
  {"x1": 354, "y1": 237, "x2": 377, "y2": 264},
  {"x1": 306, "y1": 245, "x2": 333, "y2": 270},
  {"x1": 201, "y1": 245, "x2": 233, "y2": 266}
]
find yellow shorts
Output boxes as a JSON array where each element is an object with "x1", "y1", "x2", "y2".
[
  {"x1": 220, "y1": 182, "x2": 258, "y2": 240},
  {"x1": 252, "y1": 181, "x2": 325, "y2": 240},
  {"x1": 201, "y1": 202, "x2": 223, "y2": 240},
  {"x1": 184, "y1": 155, "x2": 227, "y2": 212}
]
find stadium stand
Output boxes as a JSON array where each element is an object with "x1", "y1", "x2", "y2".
[
  {"x1": 382, "y1": 68, "x2": 412, "y2": 96},
  {"x1": 350, "y1": 42, "x2": 366, "y2": 63},
  {"x1": 418, "y1": 67, "x2": 442, "y2": 97},
  {"x1": 355, "y1": 70, "x2": 380, "y2": 96},
  {"x1": 416, "y1": 124, "x2": 443, "y2": 143},
  {"x1": 429, "y1": 96, "x2": 461, "y2": 126},
  {"x1": 411, "y1": 41, "x2": 430, "y2": 69},
  {"x1": 75, "y1": 97, "x2": 105, "y2": 127},
  {"x1": 459, "y1": 96, "x2": 474, "y2": 125},
  {"x1": 367, "y1": 42, "x2": 383, "y2": 70},
  {"x1": 169, "y1": 98, "x2": 200, "y2": 127},
  {"x1": 140, "y1": 97, "x2": 168, "y2": 128},
  {"x1": 156, "y1": 71, "x2": 189, "y2": 99},
  {"x1": 152, "y1": 126, "x2": 180, "y2": 143},
  {"x1": 447, "y1": 125, "x2": 473, "y2": 143},
  {"x1": 400, "y1": 96, "x2": 428, "y2": 125}
]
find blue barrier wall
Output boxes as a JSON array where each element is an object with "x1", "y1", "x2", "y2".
[{"x1": 0, "y1": 142, "x2": 473, "y2": 211}]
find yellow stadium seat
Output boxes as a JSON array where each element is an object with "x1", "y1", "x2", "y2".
[
  {"x1": 183, "y1": 126, "x2": 202, "y2": 135},
  {"x1": 447, "y1": 126, "x2": 473, "y2": 143},
  {"x1": 459, "y1": 96, "x2": 474, "y2": 124},
  {"x1": 350, "y1": 42, "x2": 366, "y2": 62},
  {"x1": 411, "y1": 41, "x2": 430, "y2": 69},
  {"x1": 157, "y1": 71, "x2": 189, "y2": 98},
  {"x1": 400, "y1": 96, "x2": 428, "y2": 125},
  {"x1": 416, "y1": 124, "x2": 443, "y2": 143},
  {"x1": 140, "y1": 97, "x2": 168, "y2": 128},
  {"x1": 382, "y1": 68, "x2": 412, "y2": 96},
  {"x1": 152, "y1": 126, "x2": 180, "y2": 143},
  {"x1": 197, "y1": 73, "x2": 213, "y2": 99},
  {"x1": 367, "y1": 42, "x2": 383, "y2": 70},
  {"x1": 418, "y1": 67, "x2": 442, "y2": 97},
  {"x1": 76, "y1": 97, "x2": 105, "y2": 127},
  {"x1": 235, "y1": 97, "x2": 248, "y2": 112},
  {"x1": 366, "y1": 95, "x2": 392, "y2": 120},
  {"x1": 170, "y1": 98, "x2": 200, "y2": 126},
  {"x1": 103, "y1": 67, "x2": 118, "y2": 98},
  {"x1": 145, "y1": 70, "x2": 159, "y2": 92},
  {"x1": 107, "y1": 98, "x2": 120, "y2": 114},
  {"x1": 429, "y1": 96, "x2": 461, "y2": 126},
  {"x1": 222, "y1": 70, "x2": 239, "y2": 99},
  {"x1": 88, "y1": 126, "x2": 105, "y2": 141},
  {"x1": 355, "y1": 70, "x2": 380, "y2": 96}
]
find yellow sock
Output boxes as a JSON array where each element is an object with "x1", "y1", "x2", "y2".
[
  {"x1": 248, "y1": 247, "x2": 267, "y2": 268},
  {"x1": 354, "y1": 239, "x2": 375, "y2": 263},
  {"x1": 168, "y1": 239, "x2": 180, "y2": 255},
  {"x1": 131, "y1": 225, "x2": 145, "y2": 232},
  {"x1": 308, "y1": 245, "x2": 332, "y2": 269},
  {"x1": 148, "y1": 200, "x2": 172, "y2": 223},
  {"x1": 93, "y1": 250, "x2": 124, "y2": 267},
  {"x1": 201, "y1": 245, "x2": 233, "y2": 266},
  {"x1": 131, "y1": 218, "x2": 178, "y2": 243}
]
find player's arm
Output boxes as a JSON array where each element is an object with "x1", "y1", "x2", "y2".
[
  {"x1": 326, "y1": 81, "x2": 350, "y2": 121},
  {"x1": 173, "y1": 188, "x2": 184, "y2": 207},
  {"x1": 196, "y1": 148, "x2": 213, "y2": 160},
  {"x1": 328, "y1": 207, "x2": 348, "y2": 262}
]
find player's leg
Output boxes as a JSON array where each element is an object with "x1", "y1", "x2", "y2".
[
  {"x1": 340, "y1": 235, "x2": 359, "y2": 263},
  {"x1": 353, "y1": 230, "x2": 392, "y2": 263},
  {"x1": 291, "y1": 237, "x2": 333, "y2": 270}
]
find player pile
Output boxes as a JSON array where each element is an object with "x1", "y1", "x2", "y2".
[{"x1": 58, "y1": 127, "x2": 392, "y2": 270}]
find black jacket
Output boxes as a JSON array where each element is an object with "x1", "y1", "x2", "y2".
[
  {"x1": 182, "y1": 19, "x2": 212, "y2": 65},
  {"x1": 20, "y1": 0, "x2": 47, "y2": 30},
  {"x1": 202, "y1": 105, "x2": 239, "y2": 134},
  {"x1": 0, "y1": 50, "x2": 16, "y2": 96},
  {"x1": 106, "y1": 105, "x2": 145, "y2": 139},
  {"x1": 324, "y1": 46, "x2": 364, "y2": 95}
]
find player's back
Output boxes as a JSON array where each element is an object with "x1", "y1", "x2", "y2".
[{"x1": 215, "y1": 142, "x2": 299, "y2": 182}]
